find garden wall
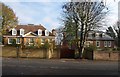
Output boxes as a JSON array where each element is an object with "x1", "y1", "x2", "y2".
[
  {"x1": 2, "y1": 46, "x2": 60, "y2": 59},
  {"x1": 94, "y1": 51, "x2": 119, "y2": 61}
]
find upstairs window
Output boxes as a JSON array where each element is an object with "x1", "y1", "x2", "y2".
[
  {"x1": 38, "y1": 29, "x2": 42, "y2": 36},
  {"x1": 12, "y1": 28, "x2": 17, "y2": 35},
  {"x1": 20, "y1": 29, "x2": 24, "y2": 35},
  {"x1": 95, "y1": 33, "x2": 99, "y2": 37},
  {"x1": 45, "y1": 30, "x2": 49, "y2": 36}
]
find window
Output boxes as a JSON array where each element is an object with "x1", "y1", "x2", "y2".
[
  {"x1": 38, "y1": 29, "x2": 42, "y2": 36},
  {"x1": 96, "y1": 41, "x2": 100, "y2": 47},
  {"x1": 95, "y1": 33, "x2": 99, "y2": 37},
  {"x1": 45, "y1": 30, "x2": 49, "y2": 36},
  {"x1": 26, "y1": 38, "x2": 29, "y2": 45},
  {"x1": 16, "y1": 38, "x2": 20, "y2": 44},
  {"x1": 41, "y1": 39, "x2": 45, "y2": 44},
  {"x1": 30, "y1": 38, "x2": 34, "y2": 43},
  {"x1": 108, "y1": 41, "x2": 111, "y2": 47},
  {"x1": 20, "y1": 29, "x2": 24, "y2": 35},
  {"x1": 12, "y1": 28, "x2": 17, "y2": 35},
  {"x1": 104, "y1": 41, "x2": 107, "y2": 47},
  {"x1": 8, "y1": 38, "x2": 13, "y2": 44}
]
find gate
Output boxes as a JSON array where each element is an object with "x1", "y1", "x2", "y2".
[{"x1": 60, "y1": 48, "x2": 75, "y2": 58}]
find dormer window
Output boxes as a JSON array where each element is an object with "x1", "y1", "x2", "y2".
[
  {"x1": 12, "y1": 28, "x2": 17, "y2": 35},
  {"x1": 38, "y1": 29, "x2": 42, "y2": 36},
  {"x1": 95, "y1": 33, "x2": 99, "y2": 37},
  {"x1": 20, "y1": 29, "x2": 24, "y2": 35},
  {"x1": 45, "y1": 30, "x2": 49, "y2": 36}
]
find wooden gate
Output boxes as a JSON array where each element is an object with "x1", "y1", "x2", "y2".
[{"x1": 60, "y1": 48, "x2": 75, "y2": 58}]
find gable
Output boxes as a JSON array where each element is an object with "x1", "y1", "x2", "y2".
[
  {"x1": 24, "y1": 32, "x2": 37, "y2": 37},
  {"x1": 25, "y1": 33, "x2": 36, "y2": 36}
]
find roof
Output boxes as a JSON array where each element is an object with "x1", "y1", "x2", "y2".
[
  {"x1": 65, "y1": 30, "x2": 114, "y2": 41},
  {"x1": 16, "y1": 24, "x2": 46, "y2": 34},
  {"x1": 87, "y1": 31, "x2": 114, "y2": 41},
  {"x1": 4, "y1": 24, "x2": 55, "y2": 36}
]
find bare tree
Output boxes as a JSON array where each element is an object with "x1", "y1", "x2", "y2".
[
  {"x1": 62, "y1": 1, "x2": 109, "y2": 58},
  {"x1": 114, "y1": 21, "x2": 120, "y2": 47}
]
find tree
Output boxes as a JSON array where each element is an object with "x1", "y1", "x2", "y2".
[
  {"x1": 0, "y1": 2, "x2": 18, "y2": 34},
  {"x1": 61, "y1": 1, "x2": 109, "y2": 58},
  {"x1": 106, "y1": 26, "x2": 116, "y2": 39},
  {"x1": 106, "y1": 21, "x2": 120, "y2": 47},
  {"x1": 114, "y1": 21, "x2": 120, "y2": 47}
]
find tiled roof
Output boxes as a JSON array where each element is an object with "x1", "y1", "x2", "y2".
[
  {"x1": 87, "y1": 31, "x2": 114, "y2": 41},
  {"x1": 16, "y1": 24, "x2": 46, "y2": 34},
  {"x1": 4, "y1": 24, "x2": 55, "y2": 36}
]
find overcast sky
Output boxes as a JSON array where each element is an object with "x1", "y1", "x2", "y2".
[{"x1": 0, "y1": 0, "x2": 119, "y2": 31}]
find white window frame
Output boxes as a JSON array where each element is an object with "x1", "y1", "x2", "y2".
[
  {"x1": 16, "y1": 38, "x2": 20, "y2": 44},
  {"x1": 12, "y1": 28, "x2": 17, "y2": 35},
  {"x1": 29, "y1": 38, "x2": 34, "y2": 44},
  {"x1": 104, "y1": 41, "x2": 107, "y2": 47},
  {"x1": 95, "y1": 33, "x2": 99, "y2": 37},
  {"x1": 38, "y1": 29, "x2": 42, "y2": 36},
  {"x1": 8, "y1": 38, "x2": 13, "y2": 44},
  {"x1": 45, "y1": 30, "x2": 49, "y2": 36},
  {"x1": 108, "y1": 41, "x2": 111, "y2": 47},
  {"x1": 96, "y1": 41, "x2": 100, "y2": 47},
  {"x1": 20, "y1": 29, "x2": 24, "y2": 35}
]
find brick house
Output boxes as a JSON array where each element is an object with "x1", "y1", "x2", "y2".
[
  {"x1": 62, "y1": 30, "x2": 115, "y2": 49},
  {"x1": 3, "y1": 24, "x2": 56, "y2": 46},
  {"x1": 86, "y1": 30, "x2": 114, "y2": 48}
]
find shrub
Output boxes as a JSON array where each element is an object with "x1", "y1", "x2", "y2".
[
  {"x1": 40, "y1": 42, "x2": 50, "y2": 49},
  {"x1": 83, "y1": 45, "x2": 95, "y2": 59},
  {"x1": 117, "y1": 47, "x2": 120, "y2": 51},
  {"x1": 112, "y1": 48, "x2": 117, "y2": 51},
  {"x1": 102, "y1": 48, "x2": 109, "y2": 51},
  {"x1": 85, "y1": 45, "x2": 96, "y2": 52}
]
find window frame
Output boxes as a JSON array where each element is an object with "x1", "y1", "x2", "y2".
[
  {"x1": 20, "y1": 29, "x2": 24, "y2": 35},
  {"x1": 104, "y1": 41, "x2": 107, "y2": 47},
  {"x1": 29, "y1": 38, "x2": 34, "y2": 44},
  {"x1": 108, "y1": 41, "x2": 111, "y2": 47},
  {"x1": 8, "y1": 38, "x2": 13, "y2": 44},
  {"x1": 96, "y1": 41, "x2": 100, "y2": 47},
  {"x1": 16, "y1": 38, "x2": 20, "y2": 44},
  {"x1": 12, "y1": 28, "x2": 17, "y2": 35},
  {"x1": 38, "y1": 29, "x2": 42, "y2": 36}
]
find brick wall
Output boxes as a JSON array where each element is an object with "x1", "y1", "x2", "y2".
[
  {"x1": 94, "y1": 51, "x2": 119, "y2": 61},
  {"x1": 2, "y1": 46, "x2": 60, "y2": 59}
]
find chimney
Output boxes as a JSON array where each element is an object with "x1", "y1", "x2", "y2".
[
  {"x1": 28, "y1": 24, "x2": 34, "y2": 26},
  {"x1": 52, "y1": 29, "x2": 56, "y2": 36}
]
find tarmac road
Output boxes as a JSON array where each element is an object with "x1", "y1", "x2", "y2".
[{"x1": 2, "y1": 58, "x2": 119, "y2": 76}]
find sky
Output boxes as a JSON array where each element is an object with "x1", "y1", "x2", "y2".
[{"x1": 0, "y1": 0, "x2": 120, "y2": 31}]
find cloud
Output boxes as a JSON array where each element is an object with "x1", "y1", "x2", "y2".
[{"x1": 42, "y1": 17, "x2": 60, "y2": 31}]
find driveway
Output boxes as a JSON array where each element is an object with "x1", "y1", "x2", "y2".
[{"x1": 2, "y1": 58, "x2": 119, "y2": 76}]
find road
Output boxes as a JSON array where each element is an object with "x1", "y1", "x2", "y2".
[{"x1": 2, "y1": 58, "x2": 119, "y2": 75}]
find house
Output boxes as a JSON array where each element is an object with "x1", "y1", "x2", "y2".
[
  {"x1": 3, "y1": 24, "x2": 56, "y2": 46},
  {"x1": 61, "y1": 30, "x2": 115, "y2": 49},
  {"x1": 86, "y1": 30, "x2": 114, "y2": 48}
]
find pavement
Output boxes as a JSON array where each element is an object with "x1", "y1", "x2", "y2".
[{"x1": 2, "y1": 58, "x2": 119, "y2": 76}]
